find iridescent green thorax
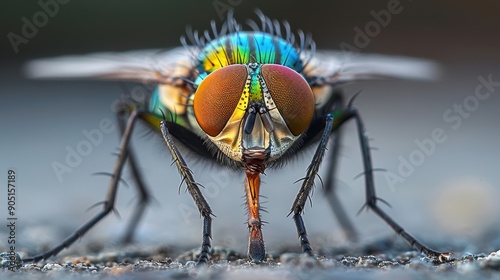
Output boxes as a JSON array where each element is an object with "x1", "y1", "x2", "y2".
[
  {"x1": 248, "y1": 65, "x2": 263, "y2": 102},
  {"x1": 194, "y1": 32, "x2": 304, "y2": 87}
]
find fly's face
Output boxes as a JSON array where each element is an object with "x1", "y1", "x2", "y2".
[{"x1": 193, "y1": 62, "x2": 315, "y2": 163}]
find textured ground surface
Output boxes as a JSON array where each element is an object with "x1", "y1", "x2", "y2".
[{"x1": 2, "y1": 237, "x2": 500, "y2": 279}]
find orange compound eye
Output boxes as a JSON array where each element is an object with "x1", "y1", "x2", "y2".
[
  {"x1": 194, "y1": 64, "x2": 248, "y2": 137},
  {"x1": 261, "y1": 65, "x2": 315, "y2": 136}
]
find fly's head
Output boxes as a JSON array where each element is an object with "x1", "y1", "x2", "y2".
[{"x1": 193, "y1": 62, "x2": 315, "y2": 165}]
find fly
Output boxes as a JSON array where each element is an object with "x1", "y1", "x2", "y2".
[{"x1": 24, "y1": 10, "x2": 449, "y2": 264}]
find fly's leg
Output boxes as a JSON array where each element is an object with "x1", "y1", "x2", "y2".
[
  {"x1": 23, "y1": 110, "x2": 143, "y2": 263},
  {"x1": 159, "y1": 120, "x2": 213, "y2": 264},
  {"x1": 291, "y1": 104, "x2": 447, "y2": 260},
  {"x1": 322, "y1": 91, "x2": 359, "y2": 242},
  {"x1": 337, "y1": 105, "x2": 448, "y2": 260},
  {"x1": 115, "y1": 103, "x2": 151, "y2": 244},
  {"x1": 290, "y1": 113, "x2": 336, "y2": 257}
]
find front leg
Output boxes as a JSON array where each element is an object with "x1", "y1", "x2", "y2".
[
  {"x1": 159, "y1": 120, "x2": 213, "y2": 264},
  {"x1": 290, "y1": 114, "x2": 336, "y2": 258}
]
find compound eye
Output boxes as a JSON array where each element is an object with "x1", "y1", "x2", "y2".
[
  {"x1": 261, "y1": 64, "x2": 314, "y2": 136},
  {"x1": 194, "y1": 64, "x2": 247, "y2": 137}
]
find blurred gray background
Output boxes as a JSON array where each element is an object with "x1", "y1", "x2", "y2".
[{"x1": 1, "y1": 0, "x2": 499, "y2": 256}]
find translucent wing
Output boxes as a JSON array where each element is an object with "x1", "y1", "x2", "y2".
[
  {"x1": 303, "y1": 50, "x2": 441, "y2": 85},
  {"x1": 25, "y1": 47, "x2": 196, "y2": 85},
  {"x1": 26, "y1": 46, "x2": 439, "y2": 85}
]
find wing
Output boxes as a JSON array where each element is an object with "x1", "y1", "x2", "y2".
[
  {"x1": 303, "y1": 50, "x2": 441, "y2": 85},
  {"x1": 24, "y1": 47, "x2": 196, "y2": 85},
  {"x1": 26, "y1": 47, "x2": 439, "y2": 85}
]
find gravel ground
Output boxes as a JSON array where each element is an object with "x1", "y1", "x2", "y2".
[{"x1": 2, "y1": 237, "x2": 500, "y2": 279}]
